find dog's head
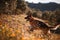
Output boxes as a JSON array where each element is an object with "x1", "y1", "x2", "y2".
[{"x1": 25, "y1": 14, "x2": 32, "y2": 21}]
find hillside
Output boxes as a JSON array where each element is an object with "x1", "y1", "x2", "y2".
[
  {"x1": 27, "y1": 2, "x2": 60, "y2": 11},
  {"x1": 0, "y1": 14, "x2": 60, "y2": 40},
  {"x1": 0, "y1": 0, "x2": 60, "y2": 40}
]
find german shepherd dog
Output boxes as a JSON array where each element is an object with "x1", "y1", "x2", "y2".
[{"x1": 25, "y1": 14, "x2": 60, "y2": 34}]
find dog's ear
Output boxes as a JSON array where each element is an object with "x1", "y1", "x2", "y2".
[
  {"x1": 28, "y1": 13, "x2": 32, "y2": 17},
  {"x1": 28, "y1": 12, "x2": 32, "y2": 17},
  {"x1": 27, "y1": 11, "x2": 32, "y2": 17}
]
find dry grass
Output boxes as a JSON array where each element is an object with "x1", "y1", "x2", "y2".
[{"x1": 0, "y1": 14, "x2": 60, "y2": 40}]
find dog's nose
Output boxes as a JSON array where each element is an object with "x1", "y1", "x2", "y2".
[{"x1": 25, "y1": 17, "x2": 27, "y2": 19}]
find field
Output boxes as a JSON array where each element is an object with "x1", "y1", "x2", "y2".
[{"x1": 0, "y1": 14, "x2": 60, "y2": 40}]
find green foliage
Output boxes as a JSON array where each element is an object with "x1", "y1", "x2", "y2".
[
  {"x1": 17, "y1": 0, "x2": 26, "y2": 11},
  {"x1": 32, "y1": 12, "x2": 37, "y2": 17},
  {"x1": 31, "y1": 9, "x2": 60, "y2": 25},
  {"x1": 0, "y1": 0, "x2": 17, "y2": 14}
]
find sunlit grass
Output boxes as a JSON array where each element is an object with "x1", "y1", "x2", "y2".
[{"x1": 0, "y1": 14, "x2": 60, "y2": 40}]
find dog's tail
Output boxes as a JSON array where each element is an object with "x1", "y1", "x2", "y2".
[{"x1": 50, "y1": 24, "x2": 60, "y2": 30}]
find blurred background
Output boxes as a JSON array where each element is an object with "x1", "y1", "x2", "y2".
[{"x1": 0, "y1": 0, "x2": 60, "y2": 40}]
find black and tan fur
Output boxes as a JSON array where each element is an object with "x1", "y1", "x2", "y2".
[{"x1": 25, "y1": 14, "x2": 60, "y2": 34}]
